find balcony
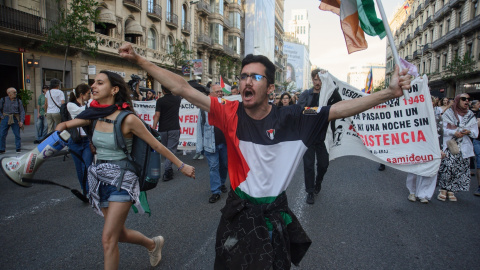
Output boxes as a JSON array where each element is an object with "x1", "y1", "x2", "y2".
[
  {"x1": 197, "y1": 34, "x2": 212, "y2": 47},
  {"x1": 414, "y1": 26, "x2": 421, "y2": 37},
  {"x1": 147, "y1": 4, "x2": 162, "y2": 21},
  {"x1": 275, "y1": 17, "x2": 284, "y2": 32},
  {"x1": 458, "y1": 14, "x2": 480, "y2": 34},
  {"x1": 423, "y1": 16, "x2": 432, "y2": 29},
  {"x1": 405, "y1": 55, "x2": 411, "y2": 61},
  {"x1": 450, "y1": 0, "x2": 466, "y2": 8},
  {"x1": 424, "y1": 0, "x2": 430, "y2": 6},
  {"x1": 229, "y1": 1, "x2": 241, "y2": 11},
  {"x1": 209, "y1": 12, "x2": 224, "y2": 23},
  {"x1": 432, "y1": 28, "x2": 460, "y2": 50},
  {"x1": 423, "y1": 43, "x2": 431, "y2": 52},
  {"x1": 405, "y1": 33, "x2": 412, "y2": 43},
  {"x1": 415, "y1": 4, "x2": 422, "y2": 17},
  {"x1": 407, "y1": 14, "x2": 413, "y2": 24},
  {"x1": 399, "y1": 40, "x2": 404, "y2": 49},
  {"x1": 123, "y1": 0, "x2": 141, "y2": 12},
  {"x1": 181, "y1": 21, "x2": 191, "y2": 35},
  {"x1": 197, "y1": 1, "x2": 211, "y2": 16},
  {"x1": 275, "y1": 60, "x2": 283, "y2": 69},
  {"x1": 223, "y1": 17, "x2": 231, "y2": 29},
  {"x1": 223, "y1": 44, "x2": 234, "y2": 56},
  {"x1": 212, "y1": 40, "x2": 224, "y2": 51},
  {"x1": 434, "y1": 4, "x2": 449, "y2": 22},
  {"x1": 166, "y1": 12, "x2": 178, "y2": 29},
  {"x1": 413, "y1": 50, "x2": 420, "y2": 59},
  {"x1": 0, "y1": 5, "x2": 55, "y2": 36}
]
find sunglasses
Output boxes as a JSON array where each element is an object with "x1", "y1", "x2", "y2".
[{"x1": 460, "y1": 97, "x2": 470, "y2": 101}]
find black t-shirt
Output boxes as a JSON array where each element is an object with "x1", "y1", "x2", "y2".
[
  {"x1": 214, "y1": 126, "x2": 226, "y2": 146},
  {"x1": 309, "y1": 93, "x2": 319, "y2": 107},
  {"x1": 155, "y1": 94, "x2": 181, "y2": 132}
]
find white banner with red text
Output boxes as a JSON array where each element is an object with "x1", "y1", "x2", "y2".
[
  {"x1": 132, "y1": 95, "x2": 242, "y2": 151},
  {"x1": 319, "y1": 73, "x2": 441, "y2": 177}
]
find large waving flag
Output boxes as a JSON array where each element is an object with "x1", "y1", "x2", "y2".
[
  {"x1": 220, "y1": 76, "x2": 231, "y2": 95},
  {"x1": 364, "y1": 66, "x2": 373, "y2": 94},
  {"x1": 319, "y1": 0, "x2": 386, "y2": 54}
]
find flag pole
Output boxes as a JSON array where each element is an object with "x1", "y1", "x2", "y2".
[
  {"x1": 375, "y1": 0, "x2": 408, "y2": 97},
  {"x1": 375, "y1": 0, "x2": 402, "y2": 68}
]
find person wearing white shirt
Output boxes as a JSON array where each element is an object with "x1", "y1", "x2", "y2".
[
  {"x1": 66, "y1": 84, "x2": 93, "y2": 195},
  {"x1": 45, "y1": 78, "x2": 65, "y2": 133}
]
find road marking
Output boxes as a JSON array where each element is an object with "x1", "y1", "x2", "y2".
[{"x1": 1, "y1": 197, "x2": 69, "y2": 222}]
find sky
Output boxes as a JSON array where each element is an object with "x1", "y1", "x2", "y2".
[{"x1": 283, "y1": 0, "x2": 406, "y2": 81}]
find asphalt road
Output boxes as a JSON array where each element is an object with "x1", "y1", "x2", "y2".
[{"x1": 1, "y1": 152, "x2": 479, "y2": 269}]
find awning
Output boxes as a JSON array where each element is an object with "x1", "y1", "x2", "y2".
[
  {"x1": 125, "y1": 20, "x2": 143, "y2": 36},
  {"x1": 97, "y1": 8, "x2": 116, "y2": 28}
]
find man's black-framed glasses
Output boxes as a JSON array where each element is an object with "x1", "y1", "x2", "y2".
[{"x1": 236, "y1": 73, "x2": 267, "y2": 82}]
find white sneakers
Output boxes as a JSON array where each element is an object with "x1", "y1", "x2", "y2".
[
  {"x1": 408, "y1": 194, "x2": 416, "y2": 202},
  {"x1": 148, "y1": 235, "x2": 165, "y2": 267}
]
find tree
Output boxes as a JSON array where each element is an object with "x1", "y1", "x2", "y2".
[
  {"x1": 442, "y1": 53, "x2": 477, "y2": 93},
  {"x1": 163, "y1": 40, "x2": 193, "y2": 73},
  {"x1": 372, "y1": 79, "x2": 386, "y2": 93},
  {"x1": 217, "y1": 55, "x2": 236, "y2": 79},
  {"x1": 42, "y1": 0, "x2": 100, "y2": 87},
  {"x1": 278, "y1": 80, "x2": 296, "y2": 92}
]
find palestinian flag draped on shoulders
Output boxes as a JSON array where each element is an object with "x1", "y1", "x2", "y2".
[
  {"x1": 220, "y1": 76, "x2": 231, "y2": 95},
  {"x1": 319, "y1": 0, "x2": 386, "y2": 53}
]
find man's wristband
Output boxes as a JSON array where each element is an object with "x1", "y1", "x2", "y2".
[{"x1": 177, "y1": 162, "x2": 185, "y2": 171}]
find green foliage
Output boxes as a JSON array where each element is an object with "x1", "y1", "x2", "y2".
[
  {"x1": 442, "y1": 53, "x2": 477, "y2": 81},
  {"x1": 42, "y1": 0, "x2": 100, "y2": 86},
  {"x1": 18, "y1": 89, "x2": 33, "y2": 110},
  {"x1": 372, "y1": 79, "x2": 386, "y2": 93},
  {"x1": 42, "y1": 0, "x2": 100, "y2": 56},
  {"x1": 217, "y1": 55, "x2": 237, "y2": 78},
  {"x1": 278, "y1": 81, "x2": 296, "y2": 92},
  {"x1": 163, "y1": 40, "x2": 194, "y2": 71}
]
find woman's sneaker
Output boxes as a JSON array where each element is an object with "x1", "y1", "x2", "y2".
[
  {"x1": 474, "y1": 186, "x2": 480, "y2": 196},
  {"x1": 148, "y1": 236, "x2": 165, "y2": 267}
]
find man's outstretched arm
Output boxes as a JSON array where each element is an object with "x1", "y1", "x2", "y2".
[
  {"x1": 328, "y1": 65, "x2": 411, "y2": 121},
  {"x1": 118, "y1": 43, "x2": 211, "y2": 112}
]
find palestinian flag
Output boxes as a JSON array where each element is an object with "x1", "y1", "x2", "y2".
[
  {"x1": 319, "y1": 0, "x2": 386, "y2": 54},
  {"x1": 220, "y1": 76, "x2": 231, "y2": 95}
]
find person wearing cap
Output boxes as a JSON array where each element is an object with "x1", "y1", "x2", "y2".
[
  {"x1": 34, "y1": 85, "x2": 49, "y2": 144},
  {"x1": 45, "y1": 78, "x2": 65, "y2": 133}
]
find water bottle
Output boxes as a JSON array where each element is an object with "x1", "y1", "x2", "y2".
[{"x1": 146, "y1": 149, "x2": 161, "y2": 183}]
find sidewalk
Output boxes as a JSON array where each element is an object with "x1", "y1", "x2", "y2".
[{"x1": 2, "y1": 123, "x2": 41, "y2": 158}]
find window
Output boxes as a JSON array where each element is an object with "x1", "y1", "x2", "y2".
[
  {"x1": 473, "y1": 1, "x2": 478, "y2": 18},
  {"x1": 454, "y1": 48, "x2": 459, "y2": 58},
  {"x1": 147, "y1": 29, "x2": 157, "y2": 49},
  {"x1": 229, "y1": 11, "x2": 241, "y2": 29},
  {"x1": 182, "y1": 41, "x2": 188, "y2": 57},
  {"x1": 167, "y1": 36, "x2": 174, "y2": 53},
  {"x1": 210, "y1": 23, "x2": 223, "y2": 45},
  {"x1": 148, "y1": 0, "x2": 155, "y2": 13},
  {"x1": 95, "y1": 23, "x2": 110, "y2": 36},
  {"x1": 445, "y1": 19, "x2": 450, "y2": 32},
  {"x1": 436, "y1": 56, "x2": 440, "y2": 71},
  {"x1": 210, "y1": 0, "x2": 223, "y2": 15},
  {"x1": 182, "y1": 4, "x2": 187, "y2": 29},
  {"x1": 438, "y1": 24, "x2": 443, "y2": 37},
  {"x1": 167, "y1": 0, "x2": 172, "y2": 14},
  {"x1": 457, "y1": 11, "x2": 462, "y2": 27},
  {"x1": 466, "y1": 43, "x2": 473, "y2": 58}
]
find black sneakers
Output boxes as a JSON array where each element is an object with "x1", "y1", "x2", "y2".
[
  {"x1": 378, "y1": 164, "x2": 386, "y2": 171},
  {"x1": 162, "y1": 169, "x2": 173, "y2": 181},
  {"x1": 220, "y1": 185, "x2": 228, "y2": 193},
  {"x1": 306, "y1": 193, "x2": 314, "y2": 204},
  {"x1": 209, "y1": 194, "x2": 221, "y2": 203}
]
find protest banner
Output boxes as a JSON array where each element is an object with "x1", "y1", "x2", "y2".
[
  {"x1": 319, "y1": 73, "x2": 441, "y2": 177},
  {"x1": 132, "y1": 95, "x2": 242, "y2": 151}
]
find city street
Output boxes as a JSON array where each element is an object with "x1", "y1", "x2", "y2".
[{"x1": 1, "y1": 148, "x2": 479, "y2": 269}]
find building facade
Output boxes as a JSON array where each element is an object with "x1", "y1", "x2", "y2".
[
  {"x1": 0, "y1": 0, "x2": 246, "y2": 117},
  {"x1": 386, "y1": 0, "x2": 480, "y2": 98},
  {"x1": 287, "y1": 9, "x2": 310, "y2": 49},
  {"x1": 347, "y1": 64, "x2": 386, "y2": 91},
  {"x1": 274, "y1": 0, "x2": 286, "y2": 87}
]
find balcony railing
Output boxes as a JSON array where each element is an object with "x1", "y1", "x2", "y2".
[
  {"x1": 181, "y1": 21, "x2": 191, "y2": 35},
  {"x1": 423, "y1": 43, "x2": 431, "y2": 52},
  {"x1": 405, "y1": 33, "x2": 412, "y2": 43},
  {"x1": 275, "y1": 17, "x2": 284, "y2": 32},
  {"x1": 223, "y1": 44, "x2": 234, "y2": 56},
  {"x1": 434, "y1": 3, "x2": 449, "y2": 22},
  {"x1": 432, "y1": 28, "x2": 460, "y2": 50},
  {"x1": 424, "y1": 0, "x2": 430, "y2": 6},
  {"x1": 450, "y1": 0, "x2": 466, "y2": 8},
  {"x1": 147, "y1": 3, "x2": 162, "y2": 21},
  {"x1": 223, "y1": 17, "x2": 231, "y2": 29},
  {"x1": 423, "y1": 16, "x2": 432, "y2": 29},
  {"x1": 414, "y1": 26, "x2": 421, "y2": 36},
  {"x1": 123, "y1": 0, "x2": 141, "y2": 12},
  {"x1": 415, "y1": 4, "x2": 422, "y2": 17},
  {"x1": 405, "y1": 55, "x2": 411, "y2": 61},
  {"x1": 0, "y1": 5, "x2": 56, "y2": 36},
  {"x1": 197, "y1": 34, "x2": 212, "y2": 45},
  {"x1": 399, "y1": 40, "x2": 404, "y2": 49},
  {"x1": 166, "y1": 12, "x2": 178, "y2": 28},
  {"x1": 197, "y1": 1, "x2": 211, "y2": 16}
]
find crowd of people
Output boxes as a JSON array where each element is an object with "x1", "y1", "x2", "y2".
[{"x1": 2, "y1": 42, "x2": 479, "y2": 269}]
